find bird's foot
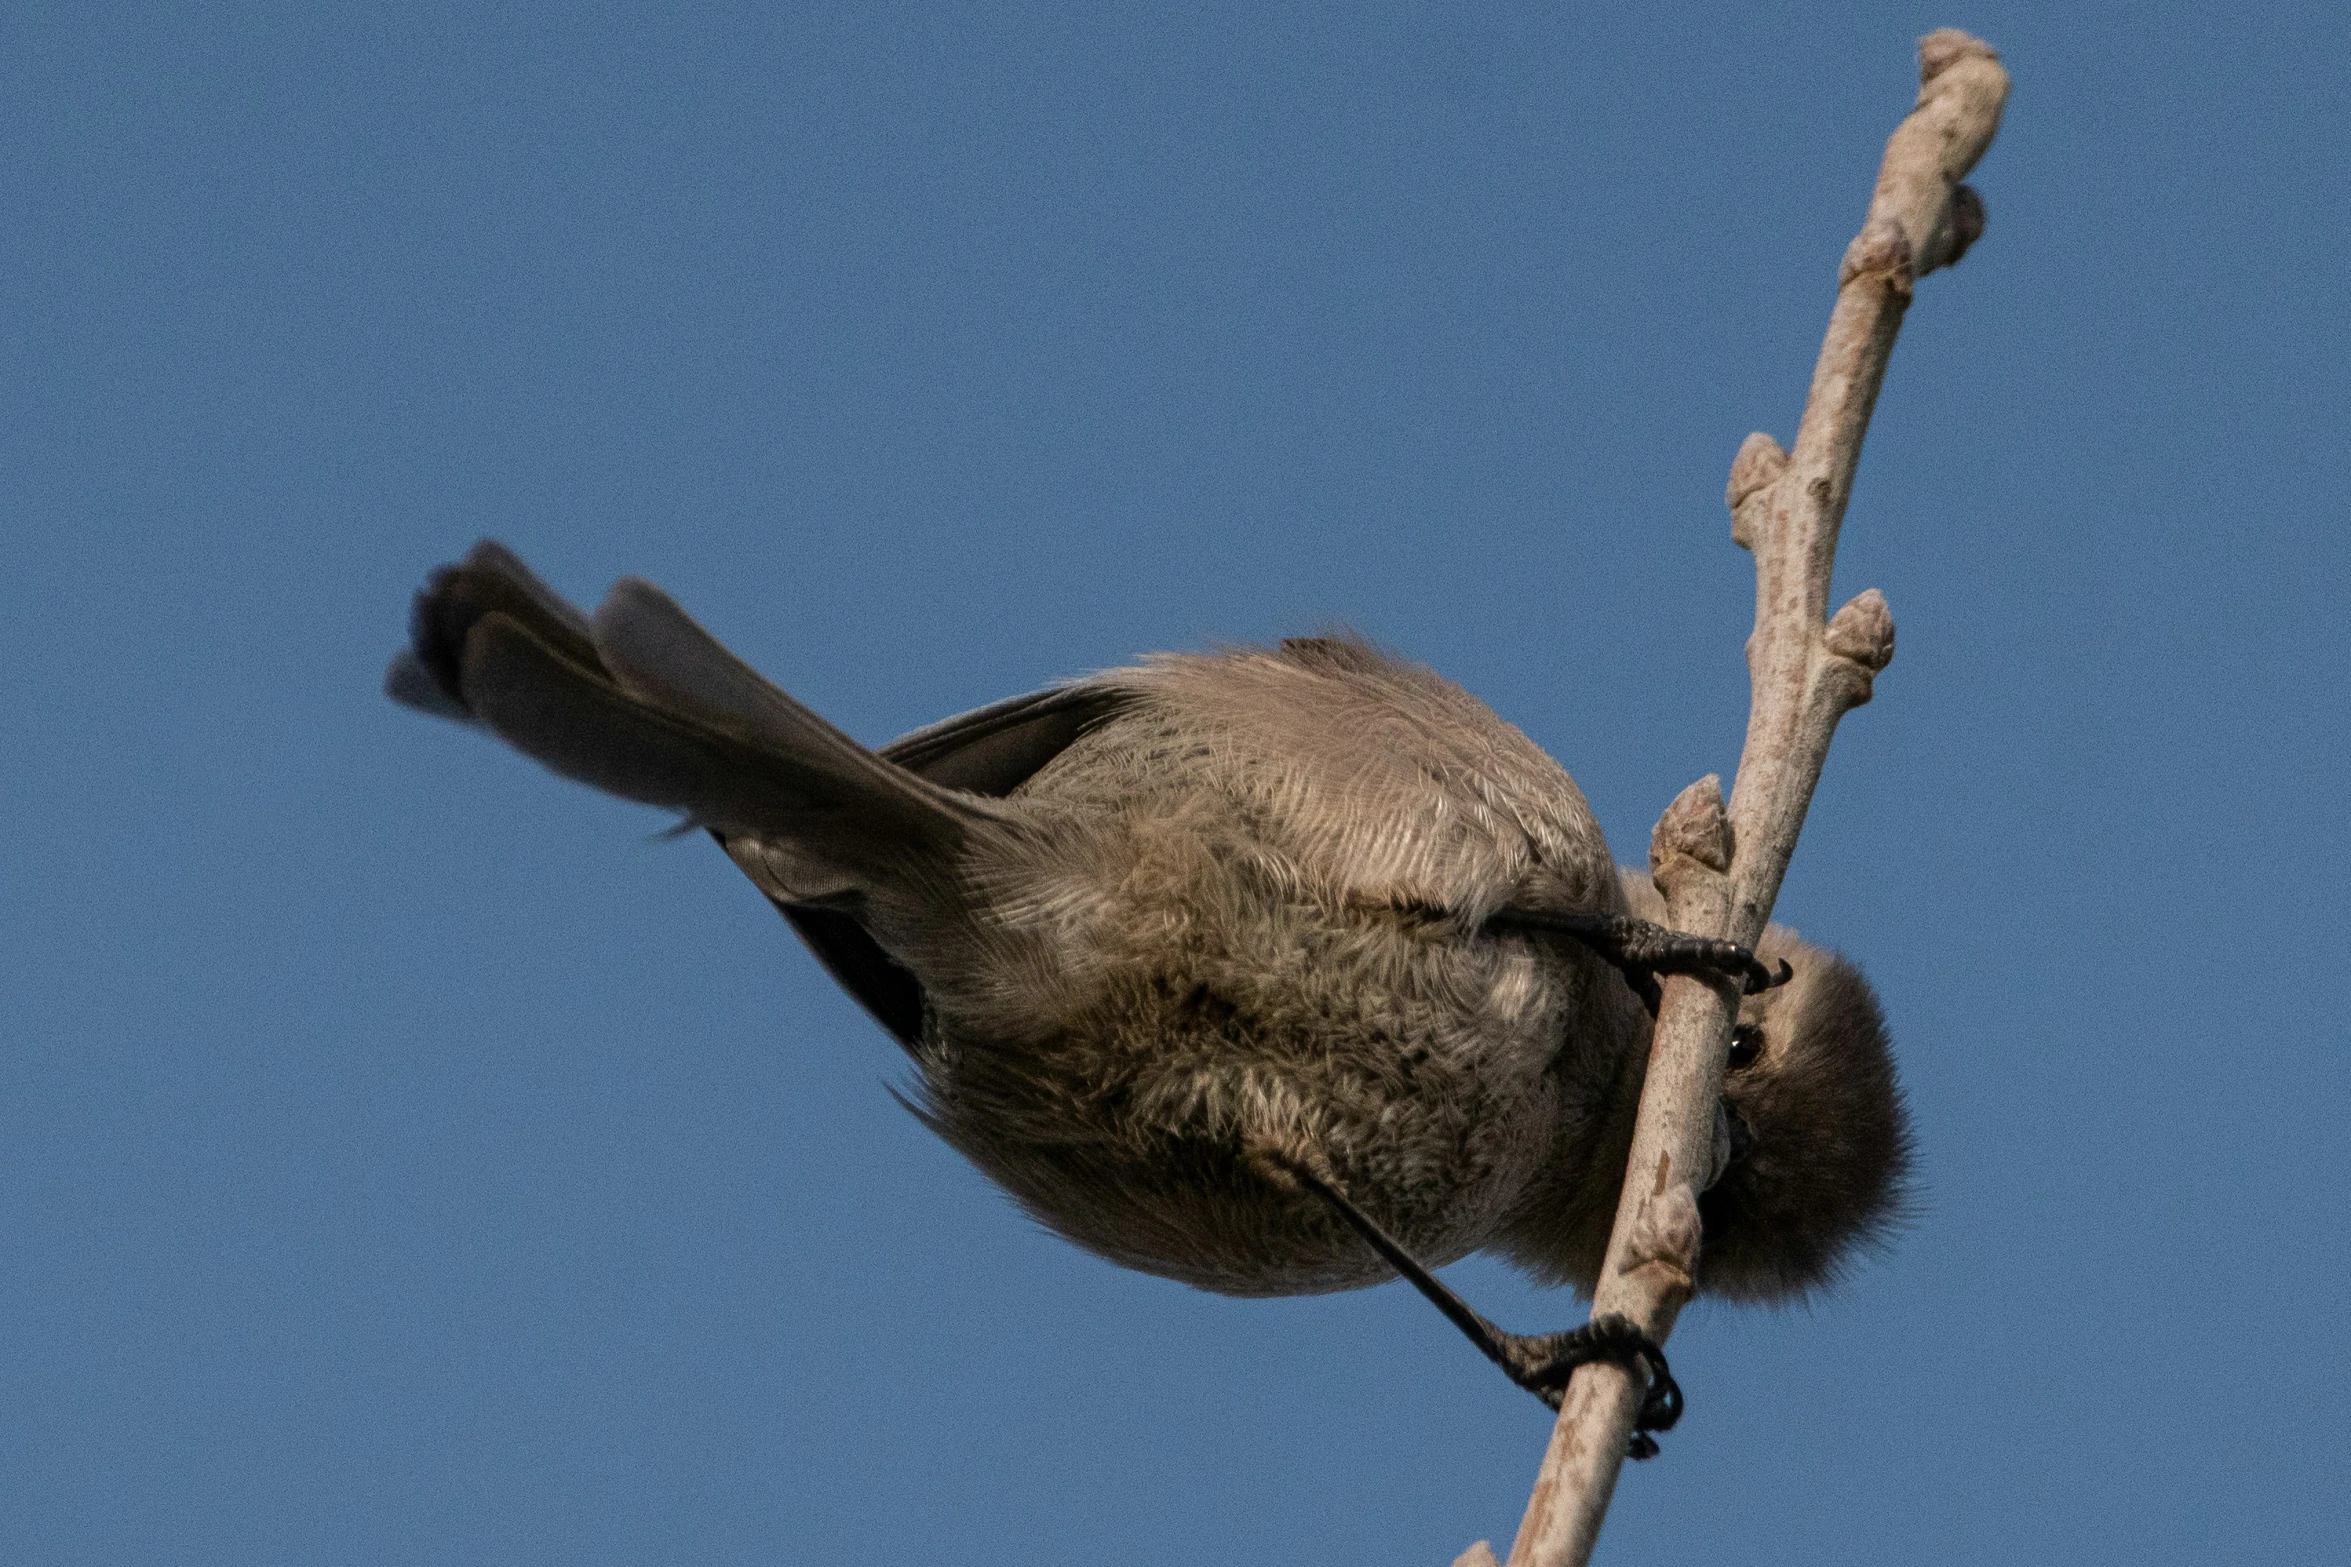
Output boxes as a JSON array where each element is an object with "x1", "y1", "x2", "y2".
[
  {"x1": 1485, "y1": 909, "x2": 1790, "y2": 1009},
  {"x1": 1490, "y1": 1315, "x2": 1683, "y2": 1459},
  {"x1": 1266, "y1": 1145, "x2": 1685, "y2": 1461}
]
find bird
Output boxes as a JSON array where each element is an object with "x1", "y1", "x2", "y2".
[{"x1": 388, "y1": 540, "x2": 1909, "y2": 1436}]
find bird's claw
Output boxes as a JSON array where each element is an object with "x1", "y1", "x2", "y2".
[
  {"x1": 1484, "y1": 909, "x2": 1792, "y2": 1006},
  {"x1": 1495, "y1": 1315, "x2": 1683, "y2": 1460}
]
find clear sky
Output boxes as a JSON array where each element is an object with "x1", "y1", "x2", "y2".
[{"x1": 6, "y1": 4, "x2": 2346, "y2": 1563}]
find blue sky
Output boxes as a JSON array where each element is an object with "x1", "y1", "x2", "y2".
[{"x1": 5, "y1": 3, "x2": 2346, "y2": 1562}]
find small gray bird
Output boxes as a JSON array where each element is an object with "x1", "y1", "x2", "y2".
[{"x1": 390, "y1": 542, "x2": 1908, "y2": 1431}]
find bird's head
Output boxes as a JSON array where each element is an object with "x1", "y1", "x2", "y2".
[{"x1": 1698, "y1": 928, "x2": 1912, "y2": 1301}]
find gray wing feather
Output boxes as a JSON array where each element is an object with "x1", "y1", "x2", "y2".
[
  {"x1": 391, "y1": 541, "x2": 1084, "y2": 1053},
  {"x1": 588, "y1": 578, "x2": 995, "y2": 844},
  {"x1": 880, "y1": 683, "x2": 1134, "y2": 795},
  {"x1": 462, "y1": 611, "x2": 981, "y2": 864}
]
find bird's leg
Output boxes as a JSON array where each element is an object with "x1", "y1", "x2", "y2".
[
  {"x1": 1259, "y1": 1147, "x2": 1682, "y2": 1457},
  {"x1": 1484, "y1": 908, "x2": 1791, "y2": 1011}
]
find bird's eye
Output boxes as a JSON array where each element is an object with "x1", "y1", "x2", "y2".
[{"x1": 1727, "y1": 1023, "x2": 1764, "y2": 1071}]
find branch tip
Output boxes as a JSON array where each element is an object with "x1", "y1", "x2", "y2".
[{"x1": 1918, "y1": 28, "x2": 1998, "y2": 86}]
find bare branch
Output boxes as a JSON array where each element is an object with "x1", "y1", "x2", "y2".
[{"x1": 1476, "y1": 31, "x2": 2009, "y2": 1567}]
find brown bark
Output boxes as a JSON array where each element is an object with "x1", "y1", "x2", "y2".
[{"x1": 1458, "y1": 31, "x2": 2010, "y2": 1567}]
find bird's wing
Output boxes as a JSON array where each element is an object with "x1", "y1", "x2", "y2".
[{"x1": 878, "y1": 682, "x2": 1135, "y2": 793}]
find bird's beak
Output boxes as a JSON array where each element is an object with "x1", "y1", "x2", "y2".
[{"x1": 1704, "y1": 1101, "x2": 1755, "y2": 1190}]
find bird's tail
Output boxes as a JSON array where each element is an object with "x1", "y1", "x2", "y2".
[{"x1": 387, "y1": 541, "x2": 997, "y2": 876}]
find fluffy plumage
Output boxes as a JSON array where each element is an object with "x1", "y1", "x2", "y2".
[{"x1": 391, "y1": 542, "x2": 1908, "y2": 1302}]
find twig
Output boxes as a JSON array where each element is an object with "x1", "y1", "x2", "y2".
[{"x1": 1454, "y1": 31, "x2": 2010, "y2": 1567}]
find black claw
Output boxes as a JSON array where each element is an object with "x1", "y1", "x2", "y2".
[
  {"x1": 1495, "y1": 1315, "x2": 1681, "y2": 1459},
  {"x1": 1275, "y1": 1153, "x2": 1687, "y2": 1462},
  {"x1": 1485, "y1": 909, "x2": 1791, "y2": 1006}
]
